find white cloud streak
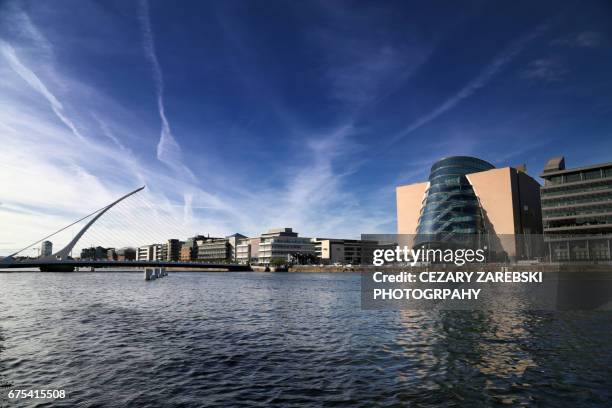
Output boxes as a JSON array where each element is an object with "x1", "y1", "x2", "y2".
[
  {"x1": 390, "y1": 20, "x2": 553, "y2": 144},
  {"x1": 0, "y1": 40, "x2": 86, "y2": 142},
  {"x1": 138, "y1": 0, "x2": 194, "y2": 180}
]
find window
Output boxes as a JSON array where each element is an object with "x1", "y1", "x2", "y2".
[
  {"x1": 583, "y1": 169, "x2": 602, "y2": 180},
  {"x1": 549, "y1": 175, "x2": 564, "y2": 184}
]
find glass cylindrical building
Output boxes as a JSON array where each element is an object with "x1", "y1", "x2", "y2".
[{"x1": 414, "y1": 156, "x2": 495, "y2": 248}]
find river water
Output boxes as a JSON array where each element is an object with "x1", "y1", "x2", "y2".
[{"x1": 1, "y1": 272, "x2": 611, "y2": 407}]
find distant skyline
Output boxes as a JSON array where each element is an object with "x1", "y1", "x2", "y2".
[{"x1": 1, "y1": 0, "x2": 612, "y2": 255}]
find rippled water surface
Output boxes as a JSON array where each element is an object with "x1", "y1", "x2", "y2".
[{"x1": 1, "y1": 271, "x2": 612, "y2": 407}]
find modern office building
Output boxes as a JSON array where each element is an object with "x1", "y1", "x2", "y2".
[
  {"x1": 80, "y1": 246, "x2": 108, "y2": 260},
  {"x1": 258, "y1": 228, "x2": 315, "y2": 264},
  {"x1": 235, "y1": 237, "x2": 261, "y2": 264},
  {"x1": 396, "y1": 156, "x2": 543, "y2": 261},
  {"x1": 235, "y1": 238, "x2": 250, "y2": 264},
  {"x1": 236, "y1": 237, "x2": 260, "y2": 264},
  {"x1": 311, "y1": 238, "x2": 379, "y2": 265},
  {"x1": 197, "y1": 237, "x2": 232, "y2": 263},
  {"x1": 116, "y1": 247, "x2": 136, "y2": 261},
  {"x1": 226, "y1": 233, "x2": 247, "y2": 262},
  {"x1": 136, "y1": 244, "x2": 163, "y2": 261},
  {"x1": 41, "y1": 240, "x2": 53, "y2": 257},
  {"x1": 540, "y1": 156, "x2": 612, "y2": 261},
  {"x1": 107, "y1": 248, "x2": 117, "y2": 261},
  {"x1": 160, "y1": 239, "x2": 182, "y2": 261},
  {"x1": 180, "y1": 235, "x2": 206, "y2": 261}
]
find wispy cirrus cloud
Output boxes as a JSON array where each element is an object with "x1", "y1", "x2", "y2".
[
  {"x1": 520, "y1": 56, "x2": 568, "y2": 83},
  {"x1": 138, "y1": 0, "x2": 194, "y2": 180},
  {"x1": 0, "y1": 40, "x2": 86, "y2": 142},
  {"x1": 552, "y1": 30, "x2": 605, "y2": 48},
  {"x1": 389, "y1": 19, "x2": 554, "y2": 144}
]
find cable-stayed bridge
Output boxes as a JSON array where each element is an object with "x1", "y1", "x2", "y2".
[{"x1": 1, "y1": 186, "x2": 250, "y2": 272}]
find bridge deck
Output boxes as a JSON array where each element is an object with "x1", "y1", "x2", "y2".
[{"x1": 0, "y1": 259, "x2": 251, "y2": 271}]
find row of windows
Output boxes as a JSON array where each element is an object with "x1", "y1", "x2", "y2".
[
  {"x1": 548, "y1": 240, "x2": 611, "y2": 261},
  {"x1": 260, "y1": 239, "x2": 312, "y2": 244},
  {"x1": 541, "y1": 191, "x2": 612, "y2": 208},
  {"x1": 545, "y1": 168, "x2": 612, "y2": 185},
  {"x1": 419, "y1": 211, "x2": 481, "y2": 226},
  {"x1": 425, "y1": 192, "x2": 479, "y2": 204},
  {"x1": 430, "y1": 165, "x2": 494, "y2": 180},
  {"x1": 544, "y1": 216, "x2": 612, "y2": 229},
  {"x1": 417, "y1": 220, "x2": 482, "y2": 234},
  {"x1": 427, "y1": 183, "x2": 475, "y2": 195},
  {"x1": 541, "y1": 180, "x2": 612, "y2": 197},
  {"x1": 543, "y1": 204, "x2": 612, "y2": 218}
]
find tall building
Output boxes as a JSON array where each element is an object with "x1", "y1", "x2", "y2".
[
  {"x1": 161, "y1": 239, "x2": 182, "y2": 261},
  {"x1": 311, "y1": 238, "x2": 379, "y2": 265},
  {"x1": 258, "y1": 228, "x2": 315, "y2": 264},
  {"x1": 180, "y1": 235, "x2": 206, "y2": 261},
  {"x1": 235, "y1": 237, "x2": 251, "y2": 264},
  {"x1": 396, "y1": 156, "x2": 542, "y2": 261},
  {"x1": 236, "y1": 237, "x2": 260, "y2": 264},
  {"x1": 540, "y1": 156, "x2": 612, "y2": 261},
  {"x1": 180, "y1": 238, "x2": 196, "y2": 262},
  {"x1": 41, "y1": 241, "x2": 53, "y2": 257},
  {"x1": 226, "y1": 233, "x2": 247, "y2": 262},
  {"x1": 136, "y1": 244, "x2": 163, "y2": 261}
]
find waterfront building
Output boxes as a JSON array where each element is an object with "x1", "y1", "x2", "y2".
[
  {"x1": 236, "y1": 237, "x2": 260, "y2": 264},
  {"x1": 249, "y1": 238, "x2": 260, "y2": 264},
  {"x1": 226, "y1": 233, "x2": 247, "y2": 262},
  {"x1": 116, "y1": 247, "x2": 136, "y2": 261},
  {"x1": 540, "y1": 156, "x2": 612, "y2": 261},
  {"x1": 160, "y1": 239, "x2": 182, "y2": 261},
  {"x1": 235, "y1": 237, "x2": 251, "y2": 264},
  {"x1": 396, "y1": 156, "x2": 543, "y2": 261},
  {"x1": 41, "y1": 240, "x2": 53, "y2": 257},
  {"x1": 180, "y1": 235, "x2": 205, "y2": 261},
  {"x1": 180, "y1": 243, "x2": 194, "y2": 262},
  {"x1": 80, "y1": 246, "x2": 108, "y2": 260},
  {"x1": 197, "y1": 237, "x2": 232, "y2": 263},
  {"x1": 136, "y1": 244, "x2": 163, "y2": 261},
  {"x1": 234, "y1": 237, "x2": 262, "y2": 264},
  {"x1": 258, "y1": 228, "x2": 315, "y2": 264},
  {"x1": 106, "y1": 248, "x2": 116, "y2": 261},
  {"x1": 311, "y1": 238, "x2": 379, "y2": 265}
]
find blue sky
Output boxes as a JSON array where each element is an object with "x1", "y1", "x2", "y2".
[{"x1": 1, "y1": 0, "x2": 612, "y2": 254}]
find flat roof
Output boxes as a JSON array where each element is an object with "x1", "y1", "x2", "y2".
[{"x1": 540, "y1": 161, "x2": 612, "y2": 177}]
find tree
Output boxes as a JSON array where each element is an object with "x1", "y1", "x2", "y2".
[{"x1": 269, "y1": 257, "x2": 287, "y2": 267}]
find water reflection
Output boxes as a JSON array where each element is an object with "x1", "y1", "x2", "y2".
[{"x1": 0, "y1": 272, "x2": 611, "y2": 407}]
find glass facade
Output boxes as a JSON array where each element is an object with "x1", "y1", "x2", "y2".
[{"x1": 414, "y1": 156, "x2": 494, "y2": 248}]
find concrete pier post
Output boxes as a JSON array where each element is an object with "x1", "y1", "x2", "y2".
[{"x1": 144, "y1": 268, "x2": 153, "y2": 281}]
